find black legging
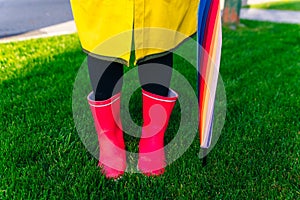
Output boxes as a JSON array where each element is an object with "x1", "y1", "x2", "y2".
[{"x1": 87, "y1": 53, "x2": 173, "y2": 101}]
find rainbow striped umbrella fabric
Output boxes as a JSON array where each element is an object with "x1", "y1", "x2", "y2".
[{"x1": 197, "y1": 0, "x2": 222, "y2": 149}]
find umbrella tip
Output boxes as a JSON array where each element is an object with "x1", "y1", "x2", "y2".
[{"x1": 202, "y1": 155, "x2": 208, "y2": 167}]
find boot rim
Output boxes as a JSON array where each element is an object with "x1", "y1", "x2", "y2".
[
  {"x1": 87, "y1": 91, "x2": 121, "y2": 107},
  {"x1": 142, "y1": 88, "x2": 178, "y2": 102}
]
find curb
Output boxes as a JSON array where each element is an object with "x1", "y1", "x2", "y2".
[{"x1": 0, "y1": 20, "x2": 77, "y2": 43}]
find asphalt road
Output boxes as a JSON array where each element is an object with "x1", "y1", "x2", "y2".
[{"x1": 0, "y1": 0, "x2": 73, "y2": 38}]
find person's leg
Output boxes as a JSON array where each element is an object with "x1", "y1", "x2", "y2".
[
  {"x1": 137, "y1": 52, "x2": 173, "y2": 97},
  {"x1": 87, "y1": 55, "x2": 124, "y2": 100},
  {"x1": 87, "y1": 55, "x2": 126, "y2": 179},
  {"x1": 137, "y1": 53, "x2": 179, "y2": 176}
]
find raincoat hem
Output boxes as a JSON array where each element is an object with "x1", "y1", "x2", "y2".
[
  {"x1": 83, "y1": 48, "x2": 128, "y2": 66},
  {"x1": 136, "y1": 32, "x2": 196, "y2": 65}
]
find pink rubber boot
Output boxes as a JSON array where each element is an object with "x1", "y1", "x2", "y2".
[
  {"x1": 87, "y1": 92, "x2": 126, "y2": 179},
  {"x1": 138, "y1": 89, "x2": 178, "y2": 176}
]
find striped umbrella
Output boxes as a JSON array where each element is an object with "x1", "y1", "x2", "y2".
[{"x1": 197, "y1": 0, "x2": 222, "y2": 164}]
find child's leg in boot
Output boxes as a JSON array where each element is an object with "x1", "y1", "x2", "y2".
[
  {"x1": 87, "y1": 55, "x2": 126, "y2": 179},
  {"x1": 137, "y1": 53, "x2": 178, "y2": 176}
]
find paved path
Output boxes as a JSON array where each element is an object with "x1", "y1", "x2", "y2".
[
  {"x1": 244, "y1": 0, "x2": 283, "y2": 5},
  {"x1": 240, "y1": 8, "x2": 300, "y2": 24},
  {"x1": 1, "y1": 6, "x2": 300, "y2": 43},
  {"x1": 0, "y1": 0, "x2": 73, "y2": 38}
]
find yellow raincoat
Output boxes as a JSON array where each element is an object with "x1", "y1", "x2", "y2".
[{"x1": 70, "y1": 0, "x2": 200, "y2": 65}]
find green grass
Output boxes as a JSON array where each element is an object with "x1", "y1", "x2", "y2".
[
  {"x1": 1, "y1": 20, "x2": 300, "y2": 199},
  {"x1": 243, "y1": 0, "x2": 300, "y2": 11}
]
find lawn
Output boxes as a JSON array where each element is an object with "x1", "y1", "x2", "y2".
[
  {"x1": 243, "y1": 0, "x2": 300, "y2": 11},
  {"x1": 1, "y1": 20, "x2": 300, "y2": 199}
]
